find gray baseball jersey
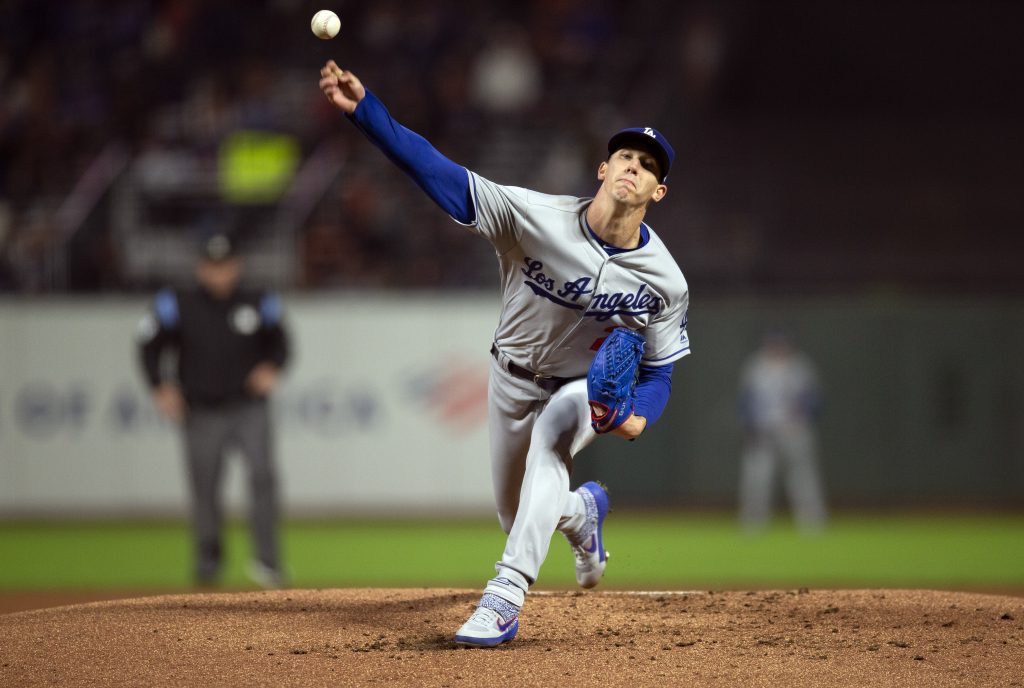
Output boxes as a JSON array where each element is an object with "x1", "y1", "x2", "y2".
[{"x1": 461, "y1": 171, "x2": 691, "y2": 376}]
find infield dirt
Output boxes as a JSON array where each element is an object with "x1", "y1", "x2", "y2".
[{"x1": 1, "y1": 588, "x2": 1022, "y2": 687}]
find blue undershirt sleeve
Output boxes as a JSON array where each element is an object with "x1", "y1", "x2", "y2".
[
  {"x1": 633, "y1": 363, "x2": 674, "y2": 428},
  {"x1": 347, "y1": 89, "x2": 474, "y2": 224}
]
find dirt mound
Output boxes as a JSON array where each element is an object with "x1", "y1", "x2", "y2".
[{"x1": 1, "y1": 588, "x2": 1021, "y2": 687}]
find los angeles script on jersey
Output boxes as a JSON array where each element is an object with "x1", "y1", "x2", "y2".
[{"x1": 521, "y1": 257, "x2": 662, "y2": 321}]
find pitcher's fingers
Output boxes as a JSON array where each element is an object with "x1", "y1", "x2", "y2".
[
  {"x1": 337, "y1": 71, "x2": 360, "y2": 89},
  {"x1": 320, "y1": 75, "x2": 345, "y2": 92},
  {"x1": 321, "y1": 60, "x2": 344, "y2": 78}
]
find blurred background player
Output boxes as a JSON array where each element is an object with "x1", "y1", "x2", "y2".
[
  {"x1": 319, "y1": 61, "x2": 690, "y2": 646},
  {"x1": 737, "y1": 330, "x2": 827, "y2": 534},
  {"x1": 136, "y1": 232, "x2": 290, "y2": 587}
]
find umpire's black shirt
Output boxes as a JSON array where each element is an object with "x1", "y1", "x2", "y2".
[{"x1": 138, "y1": 285, "x2": 289, "y2": 407}]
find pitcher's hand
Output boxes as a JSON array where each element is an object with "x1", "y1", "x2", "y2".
[{"x1": 320, "y1": 60, "x2": 365, "y2": 114}]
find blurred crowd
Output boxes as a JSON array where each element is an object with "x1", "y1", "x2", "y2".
[{"x1": 1, "y1": 0, "x2": 1021, "y2": 294}]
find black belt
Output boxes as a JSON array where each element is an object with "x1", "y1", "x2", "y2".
[{"x1": 490, "y1": 344, "x2": 573, "y2": 393}]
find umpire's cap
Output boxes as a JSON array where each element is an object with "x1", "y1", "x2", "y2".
[
  {"x1": 199, "y1": 233, "x2": 238, "y2": 262},
  {"x1": 607, "y1": 127, "x2": 675, "y2": 183}
]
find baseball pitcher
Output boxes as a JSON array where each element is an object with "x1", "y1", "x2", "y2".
[{"x1": 319, "y1": 60, "x2": 691, "y2": 646}]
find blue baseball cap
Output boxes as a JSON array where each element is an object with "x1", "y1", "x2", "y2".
[{"x1": 607, "y1": 127, "x2": 675, "y2": 183}]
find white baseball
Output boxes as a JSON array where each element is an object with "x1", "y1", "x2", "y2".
[{"x1": 311, "y1": 10, "x2": 340, "y2": 40}]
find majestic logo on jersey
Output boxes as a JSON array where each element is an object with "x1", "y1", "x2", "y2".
[{"x1": 521, "y1": 258, "x2": 662, "y2": 321}]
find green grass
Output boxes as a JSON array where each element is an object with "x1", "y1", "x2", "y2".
[{"x1": 1, "y1": 513, "x2": 1022, "y2": 592}]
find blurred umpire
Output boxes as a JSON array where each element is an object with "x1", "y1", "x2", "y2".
[{"x1": 137, "y1": 232, "x2": 290, "y2": 588}]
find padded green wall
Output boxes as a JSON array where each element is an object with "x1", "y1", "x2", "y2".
[{"x1": 575, "y1": 297, "x2": 1024, "y2": 507}]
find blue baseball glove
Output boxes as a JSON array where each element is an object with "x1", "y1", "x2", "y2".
[{"x1": 587, "y1": 328, "x2": 645, "y2": 434}]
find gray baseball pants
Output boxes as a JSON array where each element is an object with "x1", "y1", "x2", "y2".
[
  {"x1": 183, "y1": 399, "x2": 279, "y2": 581},
  {"x1": 486, "y1": 354, "x2": 596, "y2": 592},
  {"x1": 739, "y1": 423, "x2": 827, "y2": 533}
]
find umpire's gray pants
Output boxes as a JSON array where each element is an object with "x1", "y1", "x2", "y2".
[{"x1": 183, "y1": 399, "x2": 279, "y2": 579}]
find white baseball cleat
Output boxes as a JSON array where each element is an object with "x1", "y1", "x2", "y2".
[
  {"x1": 454, "y1": 592, "x2": 520, "y2": 647},
  {"x1": 564, "y1": 481, "x2": 611, "y2": 589}
]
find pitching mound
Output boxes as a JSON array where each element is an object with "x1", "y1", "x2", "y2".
[{"x1": 1, "y1": 588, "x2": 1022, "y2": 687}]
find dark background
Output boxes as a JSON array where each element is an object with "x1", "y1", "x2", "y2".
[{"x1": 1, "y1": 0, "x2": 1021, "y2": 295}]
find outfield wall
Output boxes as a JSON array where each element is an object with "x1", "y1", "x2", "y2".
[
  {"x1": 0, "y1": 295, "x2": 497, "y2": 517},
  {"x1": 575, "y1": 296, "x2": 1024, "y2": 509},
  {"x1": 1, "y1": 295, "x2": 1022, "y2": 517}
]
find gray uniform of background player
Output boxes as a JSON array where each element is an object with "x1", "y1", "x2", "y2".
[
  {"x1": 738, "y1": 333, "x2": 827, "y2": 533},
  {"x1": 465, "y1": 174, "x2": 691, "y2": 591}
]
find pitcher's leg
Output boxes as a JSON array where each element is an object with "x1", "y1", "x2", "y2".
[
  {"x1": 458, "y1": 375, "x2": 598, "y2": 646},
  {"x1": 487, "y1": 357, "x2": 543, "y2": 534},
  {"x1": 496, "y1": 379, "x2": 593, "y2": 586}
]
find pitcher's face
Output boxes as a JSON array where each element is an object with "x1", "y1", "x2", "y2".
[{"x1": 598, "y1": 148, "x2": 667, "y2": 206}]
